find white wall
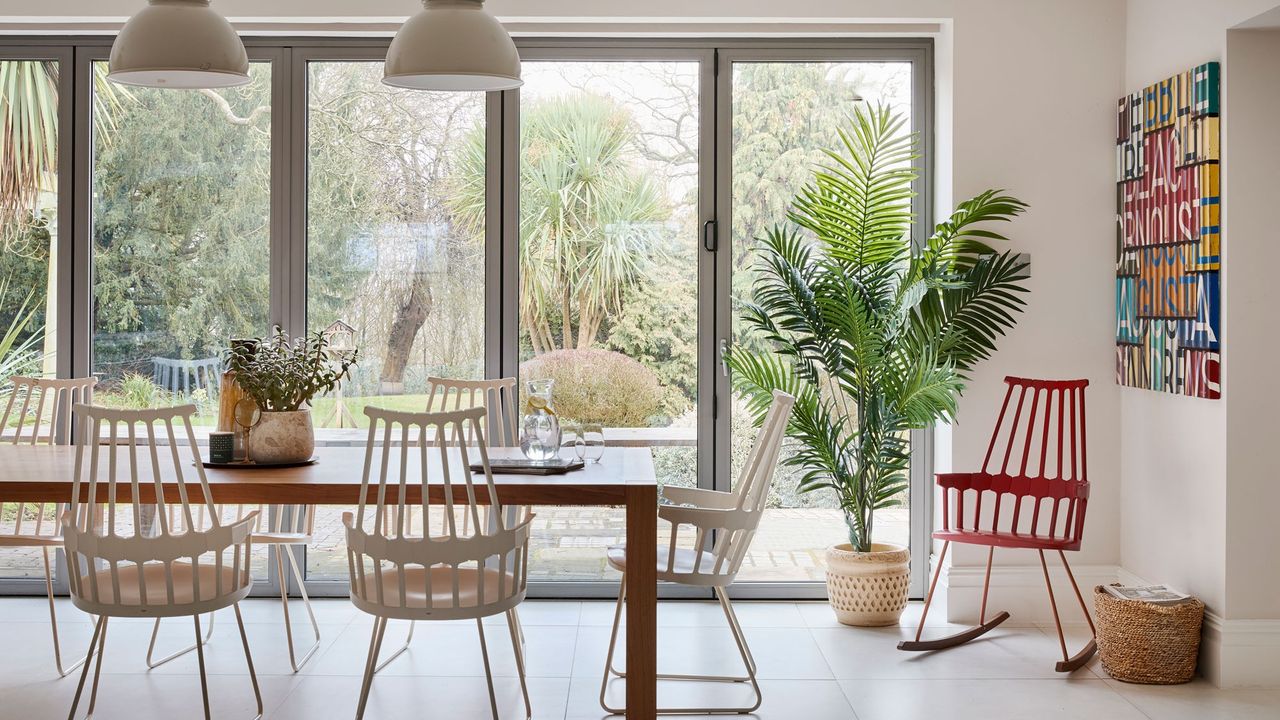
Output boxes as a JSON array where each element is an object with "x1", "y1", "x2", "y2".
[
  {"x1": 1121, "y1": 0, "x2": 1277, "y2": 616},
  {"x1": 1222, "y1": 28, "x2": 1280, "y2": 622},
  {"x1": 1122, "y1": 0, "x2": 1280, "y2": 687}
]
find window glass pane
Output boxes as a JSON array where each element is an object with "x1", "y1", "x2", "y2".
[
  {"x1": 518, "y1": 60, "x2": 700, "y2": 581},
  {"x1": 90, "y1": 61, "x2": 272, "y2": 425},
  {"x1": 730, "y1": 61, "x2": 913, "y2": 582},
  {"x1": 304, "y1": 61, "x2": 486, "y2": 580},
  {"x1": 0, "y1": 59, "x2": 61, "y2": 578}
]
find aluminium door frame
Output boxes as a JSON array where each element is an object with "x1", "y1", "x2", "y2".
[
  {"x1": 712, "y1": 41, "x2": 934, "y2": 600},
  {"x1": 0, "y1": 35, "x2": 934, "y2": 601},
  {"x1": 500, "y1": 43, "x2": 717, "y2": 600},
  {"x1": 283, "y1": 41, "x2": 510, "y2": 597},
  {"x1": 71, "y1": 43, "x2": 291, "y2": 598},
  {"x1": 0, "y1": 45, "x2": 75, "y2": 596}
]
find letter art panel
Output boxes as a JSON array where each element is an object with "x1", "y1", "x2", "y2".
[{"x1": 1115, "y1": 62, "x2": 1221, "y2": 399}]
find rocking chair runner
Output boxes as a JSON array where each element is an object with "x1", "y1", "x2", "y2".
[{"x1": 898, "y1": 376, "x2": 1097, "y2": 673}]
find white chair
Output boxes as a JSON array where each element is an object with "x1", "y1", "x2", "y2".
[
  {"x1": 425, "y1": 376, "x2": 519, "y2": 446},
  {"x1": 144, "y1": 503, "x2": 322, "y2": 672},
  {"x1": 62, "y1": 404, "x2": 262, "y2": 720},
  {"x1": 424, "y1": 375, "x2": 527, "y2": 642},
  {"x1": 0, "y1": 376, "x2": 96, "y2": 676},
  {"x1": 344, "y1": 405, "x2": 534, "y2": 720},
  {"x1": 599, "y1": 390, "x2": 794, "y2": 715}
]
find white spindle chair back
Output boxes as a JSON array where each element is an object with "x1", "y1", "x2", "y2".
[
  {"x1": 62, "y1": 404, "x2": 257, "y2": 617},
  {"x1": 0, "y1": 377, "x2": 96, "y2": 544},
  {"x1": 424, "y1": 376, "x2": 522, "y2": 535},
  {"x1": 1, "y1": 375, "x2": 95, "y2": 445},
  {"x1": 344, "y1": 405, "x2": 533, "y2": 621},
  {"x1": 657, "y1": 390, "x2": 794, "y2": 585},
  {"x1": 425, "y1": 376, "x2": 519, "y2": 447}
]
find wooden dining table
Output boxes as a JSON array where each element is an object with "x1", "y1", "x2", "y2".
[{"x1": 0, "y1": 443, "x2": 659, "y2": 718}]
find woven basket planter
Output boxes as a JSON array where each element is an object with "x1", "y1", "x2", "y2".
[{"x1": 1094, "y1": 585, "x2": 1204, "y2": 684}]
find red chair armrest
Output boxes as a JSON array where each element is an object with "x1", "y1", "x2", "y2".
[{"x1": 935, "y1": 472, "x2": 980, "y2": 490}]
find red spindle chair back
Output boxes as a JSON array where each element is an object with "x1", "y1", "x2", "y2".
[{"x1": 938, "y1": 377, "x2": 1090, "y2": 551}]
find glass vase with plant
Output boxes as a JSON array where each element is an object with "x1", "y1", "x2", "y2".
[{"x1": 725, "y1": 104, "x2": 1031, "y2": 624}]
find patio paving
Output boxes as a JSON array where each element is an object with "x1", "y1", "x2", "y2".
[{"x1": 1, "y1": 506, "x2": 910, "y2": 583}]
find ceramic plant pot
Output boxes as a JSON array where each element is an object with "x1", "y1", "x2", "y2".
[
  {"x1": 825, "y1": 542, "x2": 911, "y2": 627},
  {"x1": 250, "y1": 409, "x2": 314, "y2": 464}
]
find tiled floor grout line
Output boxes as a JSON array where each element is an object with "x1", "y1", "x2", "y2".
[
  {"x1": 8, "y1": 599, "x2": 1273, "y2": 719},
  {"x1": 1103, "y1": 678, "x2": 1161, "y2": 720},
  {"x1": 806, "y1": 622, "x2": 865, "y2": 719}
]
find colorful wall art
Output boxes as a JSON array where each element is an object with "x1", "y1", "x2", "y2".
[{"x1": 1115, "y1": 61, "x2": 1221, "y2": 399}]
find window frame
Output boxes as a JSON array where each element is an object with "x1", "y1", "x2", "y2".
[
  {"x1": 0, "y1": 35, "x2": 933, "y2": 601},
  {"x1": 0, "y1": 45, "x2": 74, "y2": 596}
]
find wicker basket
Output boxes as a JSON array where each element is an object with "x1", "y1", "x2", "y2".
[{"x1": 1094, "y1": 585, "x2": 1204, "y2": 684}]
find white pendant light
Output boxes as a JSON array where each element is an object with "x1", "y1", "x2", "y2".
[
  {"x1": 384, "y1": 0, "x2": 522, "y2": 91},
  {"x1": 108, "y1": 0, "x2": 250, "y2": 89}
]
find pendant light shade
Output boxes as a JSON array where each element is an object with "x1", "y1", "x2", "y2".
[
  {"x1": 384, "y1": 0, "x2": 521, "y2": 91},
  {"x1": 108, "y1": 0, "x2": 250, "y2": 89}
]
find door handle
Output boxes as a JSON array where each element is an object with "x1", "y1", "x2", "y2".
[
  {"x1": 702, "y1": 219, "x2": 718, "y2": 252},
  {"x1": 719, "y1": 338, "x2": 731, "y2": 377}
]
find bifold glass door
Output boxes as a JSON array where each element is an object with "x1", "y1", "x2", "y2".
[
  {"x1": 81, "y1": 46, "x2": 283, "y2": 593},
  {"x1": 0, "y1": 37, "x2": 929, "y2": 600},
  {"x1": 714, "y1": 51, "x2": 931, "y2": 596},
  {"x1": 0, "y1": 49, "x2": 70, "y2": 594},
  {"x1": 299, "y1": 54, "x2": 490, "y2": 583},
  {"x1": 511, "y1": 53, "x2": 712, "y2": 589}
]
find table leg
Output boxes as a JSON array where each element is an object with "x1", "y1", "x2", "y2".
[{"x1": 625, "y1": 485, "x2": 657, "y2": 718}]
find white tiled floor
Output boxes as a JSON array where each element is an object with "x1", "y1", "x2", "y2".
[{"x1": 0, "y1": 597, "x2": 1275, "y2": 719}]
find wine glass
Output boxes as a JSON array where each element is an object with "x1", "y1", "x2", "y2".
[
  {"x1": 233, "y1": 398, "x2": 261, "y2": 464},
  {"x1": 561, "y1": 422, "x2": 586, "y2": 462},
  {"x1": 583, "y1": 422, "x2": 605, "y2": 464}
]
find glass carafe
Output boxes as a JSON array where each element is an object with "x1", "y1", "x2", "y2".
[{"x1": 520, "y1": 378, "x2": 561, "y2": 461}]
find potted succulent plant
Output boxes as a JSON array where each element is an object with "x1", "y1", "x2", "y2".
[
  {"x1": 726, "y1": 104, "x2": 1031, "y2": 626},
  {"x1": 225, "y1": 330, "x2": 358, "y2": 464}
]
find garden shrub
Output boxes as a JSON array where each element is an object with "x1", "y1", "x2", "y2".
[{"x1": 519, "y1": 349, "x2": 661, "y2": 427}]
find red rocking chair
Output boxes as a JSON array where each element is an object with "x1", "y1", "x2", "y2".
[{"x1": 898, "y1": 376, "x2": 1097, "y2": 672}]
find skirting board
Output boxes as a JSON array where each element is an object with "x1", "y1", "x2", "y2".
[
  {"x1": 942, "y1": 558, "x2": 1118, "y2": 625},
  {"x1": 1117, "y1": 569, "x2": 1280, "y2": 688}
]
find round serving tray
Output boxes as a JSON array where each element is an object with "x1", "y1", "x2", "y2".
[{"x1": 202, "y1": 456, "x2": 319, "y2": 470}]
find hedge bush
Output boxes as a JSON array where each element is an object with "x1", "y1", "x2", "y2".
[{"x1": 519, "y1": 349, "x2": 662, "y2": 427}]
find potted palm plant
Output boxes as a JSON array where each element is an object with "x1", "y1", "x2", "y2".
[
  {"x1": 225, "y1": 330, "x2": 357, "y2": 464},
  {"x1": 726, "y1": 105, "x2": 1031, "y2": 626}
]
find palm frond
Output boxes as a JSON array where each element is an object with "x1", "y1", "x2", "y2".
[{"x1": 728, "y1": 105, "x2": 1030, "y2": 551}]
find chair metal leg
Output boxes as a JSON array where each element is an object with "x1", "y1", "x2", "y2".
[
  {"x1": 599, "y1": 579, "x2": 763, "y2": 715},
  {"x1": 979, "y1": 546, "x2": 995, "y2": 625},
  {"x1": 67, "y1": 615, "x2": 106, "y2": 720},
  {"x1": 476, "y1": 618, "x2": 501, "y2": 720},
  {"x1": 505, "y1": 610, "x2": 532, "y2": 720},
  {"x1": 601, "y1": 576, "x2": 627, "y2": 685},
  {"x1": 898, "y1": 541, "x2": 1010, "y2": 652},
  {"x1": 84, "y1": 616, "x2": 108, "y2": 720},
  {"x1": 146, "y1": 611, "x2": 214, "y2": 668},
  {"x1": 278, "y1": 544, "x2": 322, "y2": 672},
  {"x1": 356, "y1": 617, "x2": 387, "y2": 720},
  {"x1": 1058, "y1": 550, "x2": 1097, "y2": 636},
  {"x1": 193, "y1": 614, "x2": 212, "y2": 720},
  {"x1": 372, "y1": 619, "x2": 415, "y2": 674},
  {"x1": 716, "y1": 586, "x2": 761, "y2": 684},
  {"x1": 43, "y1": 547, "x2": 92, "y2": 678},
  {"x1": 511, "y1": 606, "x2": 526, "y2": 647},
  {"x1": 600, "y1": 577, "x2": 627, "y2": 711},
  {"x1": 907, "y1": 540, "x2": 947, "y2": 644},
  {"x1": 1048, "y1": 550, "x2": 1098, "y2": 673},
  {"x1": 233, "y1": 603, "x2": 265, "y2": 720}
]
